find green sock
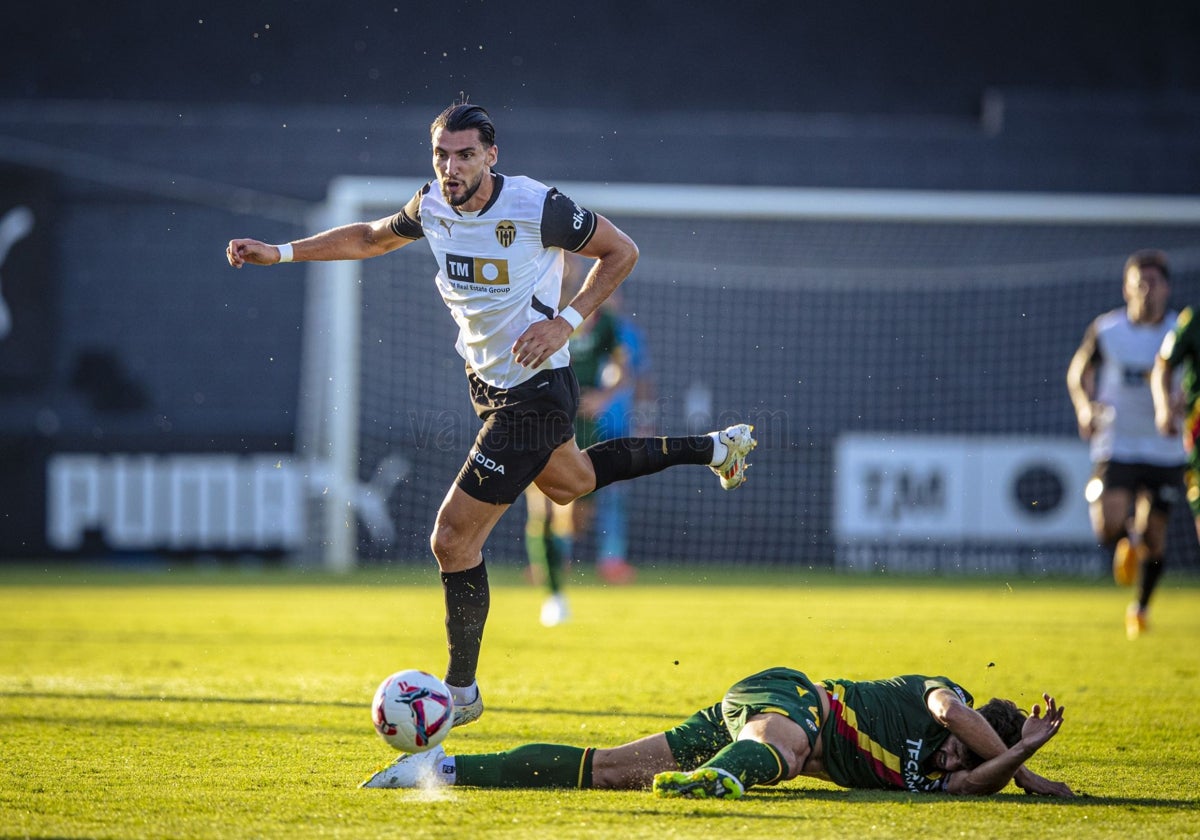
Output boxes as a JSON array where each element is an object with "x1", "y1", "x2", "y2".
[
  {"x1": 455, "y1": 744, "x2": 594, "y2": 788},
  {"x1": 700, "y1": 740, "x2": 785, "y2": 790},
  {"x1": 545, "y1": 527, "x2": 567, "y2": 592},
  {"x1": 525, "y1": 521, "x2": 557, "y2": 592},
  {"x1": 550, "y1": 532, "x2": 572, "y2": 588}
]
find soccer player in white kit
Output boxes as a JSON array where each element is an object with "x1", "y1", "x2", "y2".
[
  {"x1": 1066, "y1": 249, "x2": 1184, "y2": 638},
  {"x1": 226, "y1": 102, "x2": 756, "y2": 722}
]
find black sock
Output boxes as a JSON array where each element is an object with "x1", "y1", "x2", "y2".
[
  {"x1": 586, "y1": 436, "x2": 714, "y2": 491},
  {"x1": 1138, "y1": 556, "x2": 1165, "y2": 609},
  {"x1": 442, "y1": 560, "x2": 490, "y2": 687}
]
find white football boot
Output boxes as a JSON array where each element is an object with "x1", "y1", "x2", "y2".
[
  {"x1": 450, "y1": 683, "x2": 484, "y2": 727},
  {"x1": 710, "y1": 424, "x2": 756, "y2": 490},
  {"x1": 359, "y1": 744, "x2": 448, "y2": 789},
  {"x1": 540, "y1": 593, "x2": 571, "y2": 627}
]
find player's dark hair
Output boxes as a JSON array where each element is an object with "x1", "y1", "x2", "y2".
[
  {"x1": 963, "y1": 698, "x2": 1026, "y2": 770},
  {"x1": 431, "y1": 102, "x2": 495, "y2": 148},
  {"x1": 1125, "y1": 248, "x2": 1170, "y2": 279}
]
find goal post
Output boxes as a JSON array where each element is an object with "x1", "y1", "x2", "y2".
[{"x1": 298, "y1": 178, "x2": 1200, "y2": 573}]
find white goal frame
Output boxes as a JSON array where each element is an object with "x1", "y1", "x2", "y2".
[{"x1": 299, "y1": 178, "x2": 1200, "y2": 571}]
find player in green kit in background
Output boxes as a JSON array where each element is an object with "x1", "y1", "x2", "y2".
[
  {"x1": 361, "y1": 667, "x2": 1073, "y2": 799},
  {"x1": 1150, "y1": 305, "x2": 1200, "y2": 635},
  {"x1": 525, "y1": 257, "x2": 636, "y2": 626}
]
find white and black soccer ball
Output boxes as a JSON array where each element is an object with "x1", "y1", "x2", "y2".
[{"x1": 371, "y1": 669, "x2": 454, "y2": 753}]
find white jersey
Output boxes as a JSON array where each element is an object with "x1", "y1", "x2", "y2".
[
  {"x1": 1085, "y1": 308, "x2": 1185, "y2": 465},
  {"x1": 389, "y1": 173, "x2": 598, "y2": 388}
]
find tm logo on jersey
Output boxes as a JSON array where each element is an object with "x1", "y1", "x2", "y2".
[{"x1": 446, "y1": 253, "x2": 510, "y2": 286}]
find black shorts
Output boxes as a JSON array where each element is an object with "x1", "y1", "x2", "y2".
[
  {"x1": 1092, "y1": 460, "x2": 1185, "y2": 514},
  {"x1": 454, "y1": 366, "x2": 579, "y2": 504}
]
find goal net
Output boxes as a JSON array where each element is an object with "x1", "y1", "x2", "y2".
[{"x1": 299, "y1": 179, "x2": 1200, "y2": 574}]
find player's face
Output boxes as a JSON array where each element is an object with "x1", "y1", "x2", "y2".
[
  {"x1": 930, "y1": 735, "x2": 968, "y2": 773},
  {"x1": 1124, "y1": 264, "x2": 1170, "y2": 324},
  {"x1": 432, "y1": 127, "x2": 497, "y2": 210}
]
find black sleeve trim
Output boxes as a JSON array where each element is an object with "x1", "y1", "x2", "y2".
[
  {"x1": 388, "y1": 183, "x2": 431, "y2": 240},
  {"x1": 541, "y1": 188, "x2": 598, "y2": 252}
]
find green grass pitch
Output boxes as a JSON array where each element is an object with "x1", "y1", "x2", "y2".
[{"x1": 1, "y1": 563, "x2": 1197, "y2": 839}]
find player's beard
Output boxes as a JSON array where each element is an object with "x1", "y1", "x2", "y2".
[{"x1": 441, "y1": 171, "x2": 485, "y2": 207}]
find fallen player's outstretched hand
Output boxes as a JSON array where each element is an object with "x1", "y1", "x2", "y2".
[
  {"x1": 1016, "y1": 768, "x2": 1074, "y2": 797},
  {"x1": 1023, "y1": 693, "x2": 1065, "y2": 748},
  {"x1": 1014, "y1": 693, "x2": 1074, "y2": 797}
]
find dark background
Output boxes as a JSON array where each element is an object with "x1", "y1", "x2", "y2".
[
  {"x1": 2, "y1": 1, "x2": 1199, "y2": 564},
  {"x1": 7, "y1": 1, "x2": 1200, "y2": 116}
]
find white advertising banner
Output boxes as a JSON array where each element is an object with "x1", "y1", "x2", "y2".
[
  {"x1": 46, "y1": 453, "x2": 305, "y2": 551},
  {"x1": 834, "y1": 434, "x2": 1094, "y2": 543}
]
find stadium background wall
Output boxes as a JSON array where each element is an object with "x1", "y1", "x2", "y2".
[
  {"x1": 309, "y1": 183, "x2": 1200, "y2": 574},
  {"x1": 1, "y1": 2, "x2": 1199, "y2": 571}
]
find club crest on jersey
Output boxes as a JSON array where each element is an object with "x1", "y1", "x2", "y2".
[
  {"x1": 494, "y1": 220, "x2": 516, "y2": 248},
  {"x1": 445, "y1": 253, "x2": 510, "y2": 287}
]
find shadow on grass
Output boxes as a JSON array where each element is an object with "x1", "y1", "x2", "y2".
[
  {"x1": 749, "y1": 787, "x2": 1196, "y2": 807},
  {"x1": 570, "y1": 788, "x2": 1196, "y2": 819}
]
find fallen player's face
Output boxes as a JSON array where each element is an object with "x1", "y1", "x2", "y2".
[
  {"x1": 432, "y1": 128, "x2": 495, "y2": 208},
  {"x1": 931, "y1": 735, "x2": 968, "y2": 773}
]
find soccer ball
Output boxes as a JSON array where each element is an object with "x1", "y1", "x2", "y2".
[{"x1": 371, "y1": 669, "x2": 455, "y2": 753}]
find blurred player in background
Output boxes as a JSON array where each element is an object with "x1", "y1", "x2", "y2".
[
  {"x1": 524, "y1": 255, "x2": 637, "y2": 626},
  {"x1": 1067, "y1": 249, "x2": 1184, "y2": 639},
  {"x1": 362, "y1": 667, "x2": 1072, "y2": 800},
  {"x1": 592, "y1": 290, "x2": 656, "y2": 585},
  {"x1": 226, "y1": 100, "x2": 756, "y2": 727},
  {"x1": 1150, "y1": 305, "x2": 1200, "y2": 611}
]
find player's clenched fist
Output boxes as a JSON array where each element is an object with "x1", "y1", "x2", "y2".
[{"x1": 226, "y1": 238, "x2": 280, "y2": 268}]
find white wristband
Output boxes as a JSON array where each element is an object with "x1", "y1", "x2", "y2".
[
  {"x1": 277, "y1": 243, "x2": 294, "y2": 264},
  {"x1": 559, "y1": 305, "x2": 584, "y2": 329}
]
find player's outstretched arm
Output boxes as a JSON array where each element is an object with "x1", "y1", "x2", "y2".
[
  {"x1": 1151, "y1": 354, "x2": 1180, "y2": 436},
  {"x1": 948, "y1": 694, "x2": 1071, "y2": 797},
  {"x1": 567, "y1": 214, "x2": 639, "y2": 320},
  {"x1": 1013, "y1": 766, "x2": 1074, "y2": 797},
  {"x1": 227, "y1": 216, "x2": 413, "y2": 268},
  {"x1": 1065, "y1": 323, "x2": 1100, "y2": 440}
]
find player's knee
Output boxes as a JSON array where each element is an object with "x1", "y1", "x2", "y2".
[
  {"x1": 537, "y1": 448, "x2": 597, "y2": 504},
  {"x1": 542, "y1": 482, "x2": 586, "y2": 505},
  {"x1": 747, "y1": 735, "x2": 805, "y2": 779},
  {"x1": 429, "y1": 521, "x2": 470, "y2": 570},
  {"x1": 428, "y1": 526, "x2": 449, "y2": 564},
  {"x1": 538, "y1": 469, "x2": 595, "y2": 505},
  {"x1": 739, "y1": 715, "x2": 809, "y2": 779}
]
